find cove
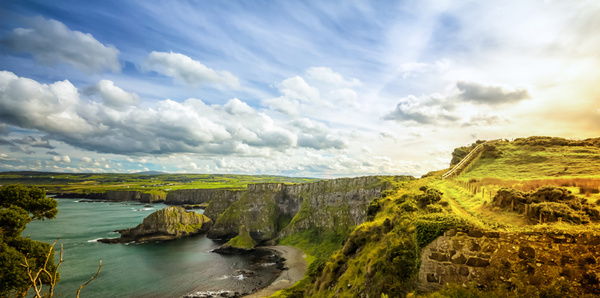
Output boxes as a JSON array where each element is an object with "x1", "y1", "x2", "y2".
[{"x1": 23, "y1": 199, "x2": 280, "y2": 297}]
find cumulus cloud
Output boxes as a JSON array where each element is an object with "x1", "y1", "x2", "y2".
[
  {"x1": 262, "y1": 96, "x2": 301, "y2": 117},
  {"x1": 456, "y1": 81, "x2": 530, "y2": 105},
  {"x1": 262, "y1": 69, "x2": 362, "y2": 117},
  {"x1": 85, "y1": 80, "x2": 140, "y2": 107},
  {"x1": 291, "y1": 118, "x2": 348, "y2": 150},
  {"x1": 51, "y1": 155, "x2": 71, "y2": 163},
  {"x1": 276, "y1": 76, "x2": 320, "y2": 103},
  {"x1": 0, "y1": 71, "x2": 93, "y2": 135},
  {"x1": 0, "y1": 71, "x2": 334, "y2": 156},
  {"x1": 143, "y1": 51, "x2": 239, "y2": 89},
  {"x1": 383, "y1": 94, "x2": 459, "y2": 124},
  {"x1": 2, "y1": 17, "x2": 120, "y2": 73}
]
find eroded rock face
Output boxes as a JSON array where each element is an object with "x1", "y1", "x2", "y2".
[
  {"x1": 165, "y1": 189, "x2": 243, "y2": 222},
  {"x1": 207, "y1": 176, "x2": 386, "y2": 243},
  {"x1": 418, "y1": 229, "x2": 600, "y2": 295},
  {"x1": 99, "y1": 206, "x2": 212, "y2": 243}
]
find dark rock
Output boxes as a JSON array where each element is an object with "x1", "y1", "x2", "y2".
[
  {"x1": 485, "y1": 231, "x2": 500, "y2": 238},
  {"x1": 466, "y1": 257, "x2": 490, "y2": 267},
  {"x1": 429, "y1": 252, "x2": 448, "y2": 262},
  {"x1": 426, "y1": 273, "x2": 439, "y2": 283},
  {"x1": 467, "y1": 229, "x2": 484, "y2": 238},
  {"x1": 560, "y1": 255, "x2": 575, "y2": 265},
  {"x1": 459, "y1": 266, "x2": 469, "y2": 276},
  {"x1": 518, "y1": 246, "x2": 535, "y2": 259},
  {"x1": 469, "y1": 242, "x2": 481, "y2": 252},
  {"x1": 451, "y1": 253, "x2": 467, "y2": 265}
]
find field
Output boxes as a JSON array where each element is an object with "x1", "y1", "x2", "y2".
[
  {"x1": 0, "y1": 171, "x2": 319, "y2": 194},
  {"x1": 436, "y1": 137, "x2": 600, "y2": 228}
]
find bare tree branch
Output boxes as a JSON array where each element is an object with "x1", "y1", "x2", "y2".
[{"x1": 76, "y1": 260, "x2": 102, "y2": 298}]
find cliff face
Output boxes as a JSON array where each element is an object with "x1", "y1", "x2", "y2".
[
  {"x1": 165, "y1": 189, "x2": 243, "y2": 221},
  {"x1": 100, "y1": 206, "x2": 212, "y2": 243},
  {"x1": 207, "y1": 176, "x2": 383, "y2": 243},
  {"x1": 54, "y1": 190, "x2": 166, "y2": 202},
  {"x1": 418, "y1": 228, "x2": 600, "y2": 295}
]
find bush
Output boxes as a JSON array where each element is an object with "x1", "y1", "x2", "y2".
[{"x1": 414, "y1": 214, "x2": 472, "y2": 247}]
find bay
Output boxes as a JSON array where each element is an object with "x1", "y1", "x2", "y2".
[{"x1": 23, "y1": 199, "x2": 279, "y2": 297}]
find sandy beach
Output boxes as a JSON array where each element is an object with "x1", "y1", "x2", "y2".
[{"x1": 244, "y1": 245, "x2": 308, "y2": 298}]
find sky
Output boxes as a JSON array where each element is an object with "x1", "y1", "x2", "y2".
[{"x1": 0, "y1": 0, "x2": 599, "y2": 178}]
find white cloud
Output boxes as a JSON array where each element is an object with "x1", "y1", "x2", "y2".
[
  {"x1": 276, "y1": 76, "x2": 320, "y2": 103},
  {"x1": 81, "y1": 157, "x2": 92, "y2": 163},
  {"x1": 305, "y1": 67, "x2": 361, "y2": 87},
  {"x1": 2, "y1": 17, "x2": 120, "y2": 73},
  {"x1": 143, "y1": 51, "x2": 240, "y2": 89},
  {"x1": 52, "y1": 155, "x2": 71, "y2": 163},
  {"x1": 91, "y1": 80, "x2": 140, "y2": 107},
  {"x1": 383, "y1": 94, "x2": 459, "y2": 125}
]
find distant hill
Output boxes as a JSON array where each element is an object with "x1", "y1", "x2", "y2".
[{"x1": 136, "y1": 171, "x2": 167, "y2": 175}]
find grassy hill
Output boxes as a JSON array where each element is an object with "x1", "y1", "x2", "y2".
[
  {"x1": 272, "y1": 136, "x2": 600, "y2": 298},
  {"x1": 0, "y1": 172, "x2": 319, "y2": 194}
]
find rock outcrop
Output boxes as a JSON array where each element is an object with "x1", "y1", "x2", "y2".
[
  {"x1": 207, "y1": 176, "x2": 385, "y2": 244},
  {"x1": 213, "y1": 225, "x2": 257, "y2": 254},
  {"x1": 99, "y1": 206, "x2": 212, "y2": 243},
  {"x1": 418, "y1": 228, "x2": 600, "y2": 295},
  {"x1": 492, "y1": 187, "x2": 600, "y2": 224},
  {"x1": 165, "y1": 189, "x2": 243, "y2": 221}
]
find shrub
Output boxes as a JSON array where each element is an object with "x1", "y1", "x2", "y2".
[{"x1": 414, "y1": 214, "x2": 472, "y2": 247}]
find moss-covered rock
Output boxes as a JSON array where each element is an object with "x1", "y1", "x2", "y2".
[
  {"x1": 99, "y1": 206, "x2": 212, "y2": 243},
  {"x1": 213, "y1": 225, "x2": 257, "y2": 254}
]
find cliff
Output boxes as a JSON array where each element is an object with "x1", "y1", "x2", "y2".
[
  {"x1": 53, "y1": 190, "x2": 166, "y2": 203},
  {"x1": 207, "y1": 176, "x2": 384, "y2": 244},
  {"x1": 99, "y1": 206, "x2": 212, "y2": 243},
  {"x1": 165, "y1": 188, "x2": 243, "y2": 221}
]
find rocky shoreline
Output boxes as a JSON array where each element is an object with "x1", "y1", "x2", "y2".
[{"x1": 184, "y1": 246, "x2": 306, "y2": 298}]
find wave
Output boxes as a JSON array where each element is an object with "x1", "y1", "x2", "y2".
[
  {"x1": 133, "y1": 208, "x2": 154, "y2": 212},
  {"x1": 87, "y1": 238, "x2": 102, "y2": 243}
]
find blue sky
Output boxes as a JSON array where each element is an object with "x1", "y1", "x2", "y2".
[{"x1": 1, "y1": 0, "x2": 599, "y2": 177}]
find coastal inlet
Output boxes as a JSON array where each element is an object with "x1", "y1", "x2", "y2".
[{"x1": 23, "y1": 199, "x2": 285, "y2": 297}]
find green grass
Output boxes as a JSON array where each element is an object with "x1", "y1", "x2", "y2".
[
  {"x1": 0, "y1": 171, "x2": 319, "y2": 194},
  {"x1": 461, "y1": 141, "x2": 600, "y2": 180}
]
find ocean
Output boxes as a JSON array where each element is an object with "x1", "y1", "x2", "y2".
[{"x1": 22, "y1": 199, "x2": 279, "y2": 297}]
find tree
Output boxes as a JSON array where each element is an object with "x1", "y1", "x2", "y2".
[{"x1": 0, "y1": 184, "x2": 59, "y2": 297}]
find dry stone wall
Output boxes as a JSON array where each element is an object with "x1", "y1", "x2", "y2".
[{"x1": 418, "y1": 229, "x2": 600, "y2": 295}]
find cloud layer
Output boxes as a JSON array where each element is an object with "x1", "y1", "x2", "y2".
[
  {"x1": 0, "y1": 71, "x2": 347, "y2": 156},
  {"x1": 143, "y1": 51, "x2": 240, "y2": 89},
  {"x1": 2, "y1": 17, "x2": 120, "y2": 73}
]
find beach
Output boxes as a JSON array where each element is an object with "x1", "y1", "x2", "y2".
[{"x1": 244, "y1": 245, "x2": 308, "y2": 298}]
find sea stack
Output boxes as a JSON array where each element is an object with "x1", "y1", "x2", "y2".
[{"x1": 99, "y1": 206, "x2": 212, "y2": 243}]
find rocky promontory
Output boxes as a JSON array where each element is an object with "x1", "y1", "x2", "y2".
[{"x1": 99, "y1": 206, "x2": 212, "y2": 243}]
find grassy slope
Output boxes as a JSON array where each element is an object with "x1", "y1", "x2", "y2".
[
  {"x1": 462, "y1": 140, "x2": 600, "y2": 180},
  {"x1": 0, "y1": 172, "x2": 319, "y2": 194},
  {"x1": 270, "y1": 137, "x2": 600, "y2": 298}
]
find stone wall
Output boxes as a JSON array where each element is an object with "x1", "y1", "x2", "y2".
[{"x1": 418, "y1": 229, "x2": 600, "y2": 294}]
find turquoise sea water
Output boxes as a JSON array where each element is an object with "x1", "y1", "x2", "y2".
[{"x1": 22, "y1": 199, "x2": 278, "y2": 297}]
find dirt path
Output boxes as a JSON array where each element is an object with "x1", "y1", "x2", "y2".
[{"x1": 244, "y1": 245, "x2": 307, "y2": 298}]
